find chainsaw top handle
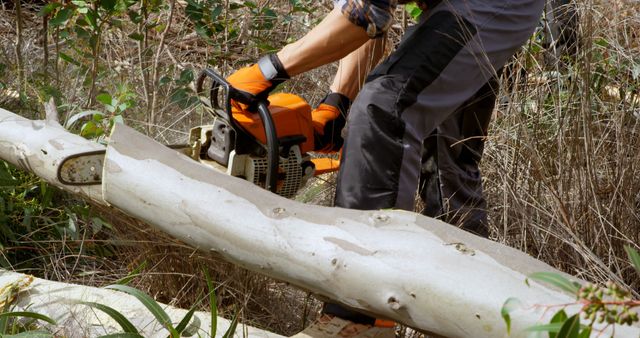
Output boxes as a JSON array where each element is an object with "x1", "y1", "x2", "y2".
[
  {"x1": 197, "y1": 69, "x2": 279, "y2": 194},
  {"x1": 196, "y1": 68, "x2": 234, "y2": 122}
]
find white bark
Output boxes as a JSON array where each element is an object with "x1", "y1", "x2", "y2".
[
  {"x1": 0, "y1": 108, "x2": 104, "y2": 203},
  {"x1": 103, "y1": 124, "x2": 638, "y2": 337},
  {"x1": 0, "y1": 108, "x2": 637, "y2": 337},
  {"x1": 0, "y1": 270, "x2": 282, "y2": 338}
]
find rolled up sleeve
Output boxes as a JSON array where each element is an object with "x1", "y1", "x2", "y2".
[{"x1": 337, "y1": 0, "x2": 397, "y2": 38}]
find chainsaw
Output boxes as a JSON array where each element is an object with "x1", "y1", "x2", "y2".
[{"x1": 57, "y1": 69, "x2": 340, "y2": 198}]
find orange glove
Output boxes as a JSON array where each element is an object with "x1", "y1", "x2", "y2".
[
  {"x1": 226, "y1": 54, "x2": 290, "y2": 110},
  {"x1": 312, "y1": 92, "x2": 351, "y2": 152}
]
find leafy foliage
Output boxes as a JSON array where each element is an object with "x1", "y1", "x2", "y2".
[
  {"x1": 504, "y1": 246, "x2": 640, "y2": 337},
  {"x1": 74, "y1": 271, "x2": 238, "y2": 337},
  {"x1": 0, "y1": 161, "x2": 114, "y2": 271}
]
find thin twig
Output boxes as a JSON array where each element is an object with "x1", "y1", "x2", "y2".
[{"x1": 148, "y1": 0, "x2": 177, "y2": 136}]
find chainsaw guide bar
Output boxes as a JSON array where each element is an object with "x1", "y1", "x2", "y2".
[
  {"x1": 57, "y1": 150, "x2": 105, "y2": 186},
  {"x1": 57, "y1": 144, "x2": 190, "y2": 186}
]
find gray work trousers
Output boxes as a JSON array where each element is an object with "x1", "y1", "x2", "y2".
[
  {"x1": 325, "y1": 0, "x2": 544, "y2": 323},
  {"x1": 335, "y1": 0, "x2": 544, "y2": 215},
  {"x1": 419, "y1": 76, "x2": 498, "y2": 237}
]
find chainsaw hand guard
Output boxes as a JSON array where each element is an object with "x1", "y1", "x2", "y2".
[
  {"x1": 226, "y1": 54, "x2": 290, "y2": 112},
  {"x1": 197, "y1": 68, "x2": 280, "y2": 193}
]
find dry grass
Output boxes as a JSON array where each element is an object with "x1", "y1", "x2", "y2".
[
  {"x1": 1, "y1": 0, "x2": 639, "y2": 336},
  {"x1": 484, "y1": 0, "x2": 640, "y2": 293}
]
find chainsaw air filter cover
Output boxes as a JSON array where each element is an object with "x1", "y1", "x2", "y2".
[
  {"x1": 232, "y1": 93, "x2": 315, "y2": 153},
  {"x1": 227, "y1": 146, "x2": 314, "y2": 199}
]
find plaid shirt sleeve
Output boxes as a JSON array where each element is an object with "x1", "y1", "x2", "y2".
[{"x1": 335, "y1": 0, "x2": 397, "y2": 38}]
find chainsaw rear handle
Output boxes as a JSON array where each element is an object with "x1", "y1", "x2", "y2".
[{"x1": 197, "y1": 69, "x2": 279, "y2": 194}]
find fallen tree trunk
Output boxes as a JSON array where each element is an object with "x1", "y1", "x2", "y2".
[
  {"x1": 0, "y1": 108, "x2": 638, "y2": 337},
  {"x1": 0, "y1": 270, "x2": 282, "y2": 338}
]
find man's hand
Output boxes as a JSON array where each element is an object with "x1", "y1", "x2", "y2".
[
  {"x1": 312, "y1": 92, "x2": 351, "y2": 152},
  {"x1": 226, "y1": 54, "x2": 289, "y2": 110}
]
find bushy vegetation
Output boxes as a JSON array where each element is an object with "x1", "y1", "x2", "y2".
[{"x1": 0, "y1": 0, "x2": 638, "y2": 336}]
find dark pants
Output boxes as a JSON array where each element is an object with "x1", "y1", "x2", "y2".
[
  {"x1": 419, "y1": 77, "x2": 499, "y2": 238},
  {"x1": 324, "y1": 0, "x2": 544, "y2": 323}
]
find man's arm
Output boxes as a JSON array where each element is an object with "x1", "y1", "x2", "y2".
[
  {"x1": 276, "y1": 8, "x2": 370, "y2": 77},
  {"x1": 330, "y1": 36, "x2": 386, "y2": 100},
  {"x1": 227, "y1": 1, "x2": 396, "y2": 104}
]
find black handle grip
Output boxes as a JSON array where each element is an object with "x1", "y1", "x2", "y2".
[
  {"x1": 197, "y1": 69, "x2": 279, "y2": 194},
  {"x1": 256, "y1": 101, "x2": 279, "y2": 193},
  {"x1": 196, "y1": 69, "x2": 232, "y2": 121}
]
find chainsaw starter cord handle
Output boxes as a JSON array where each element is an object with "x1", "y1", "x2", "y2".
[{"x1": 256, "y1": 100, "x2": 279, "y2": 193}]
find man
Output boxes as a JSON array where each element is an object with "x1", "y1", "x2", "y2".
[
  {"x1": 226, "y1": 0, "x2": 544, "y2": 336},
  {"x1": 312, "y1": 14, "x2": 497, "y2": 239}
]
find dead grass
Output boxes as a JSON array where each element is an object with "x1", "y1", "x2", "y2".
[{"x1": 484, "y1": 0, "x2": 640, "y2": 294}]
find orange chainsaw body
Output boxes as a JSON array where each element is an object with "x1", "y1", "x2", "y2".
[
  {"x1": 232, "y1": 93, "x2": 315, "y2": 154},
  {"x1": 231, "y1": 93, "x2": 340, "y2": 175}
]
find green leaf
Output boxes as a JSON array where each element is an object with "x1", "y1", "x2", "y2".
[
  {"x1": 578, "y1": 327, "x2": 592, "y2": 338},
  {"x1": 170, "y1": 88, "x2": 188, "y2": 104},
  {"x1": 211, "y1": 5, "x2": 223, "y2": 18},
  {"x1": 85, "y1": 10, "x2": 98, "y2": 30},
  {"x1": 65, "y1": 110, "x2": 103, "y2": 128},
  {"x1": 405, "y1": 3, "x2": 422, "y2": 21},
  {"x1": 204, "y1": 268, "x2": 217, "y2": 336},
  {"x1": 528, "y1": 272, "x2": 581, "y2": 294},
  {"x1": 185, "y1": 0, "x2": 204, "y2": 21},
  {"x1": 118, "y1": 102, "x2": 130, "y2": 112},
  {"x1": 128, "y1": 33, "x2": 144, "y2": 41},
  {"x1": 549, "y1": 310, "x2": 568, "y2": 338},
  {"x1": 75, "y1": 26, "x2": 91, "y2": 39},
  {"x1": 58, "y1": 52, "x2": 82, "y2": 67},
  {"x1": 177, "y1": 69, "x2": 194, "y2": 86},
  {"x1": 79, "y1": 301, "x2": 140, "y2": 334},
  {"x1": 105, "y1": 284, "x2": 178, "y2": 336},
  {"x1": 93, "y1": 113, "x2": 104, "y2": 122},
  {"x1": 594, "y1": 38, "x2": 609, "y2": 48},
  {"x1": 194, "y1": 23, "x2": 213, "y2": 39},
  {"x1": 181, "y1": 314, "x2": 201, "y2": 337},
  {"x1": 501, "y1": 297, "x2": 521, "y2": 335},
  {"x1": 221, "y1": 309, "x2": 239, "y2": 338},
  {"x1": 175, "y1": 306, "x2": 199, "y2": 336},
  {"x1": 115, "y1": 261, "x2": 148, "y2": 285},
  {"x1": 100, "y1": 0, "x2": 118, "y2": 12},
  {"x1": 556, "y1": 314, "x2": 580, "y2": 338},
  {"x1": 243, "y1": 1, "x2": 257, "y2": 9},
  {"x1": 96, "y1": 93, "x2": 113, "y2": 106},
  {"x1": 128, "y1": 10, "x2": 142, "y2": 24},
  {"x1": 50, "y1": 8, "x2": 73, "y2": 26},
  {"x1": 159, "y1": 76, "x2": 172, "y2": 86},
  {"x1": 80, "y1": 120, "x2": 98, "y2": 137},
  {"x1": 624, "y1": 246, "x2": 640, "y2": 277},
  {"x1": 0, "y1": 311, "x2": 57, "y2": 325},
  {"x1": 38, "y1": 3, "x2": 62, "y2": 16}
]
